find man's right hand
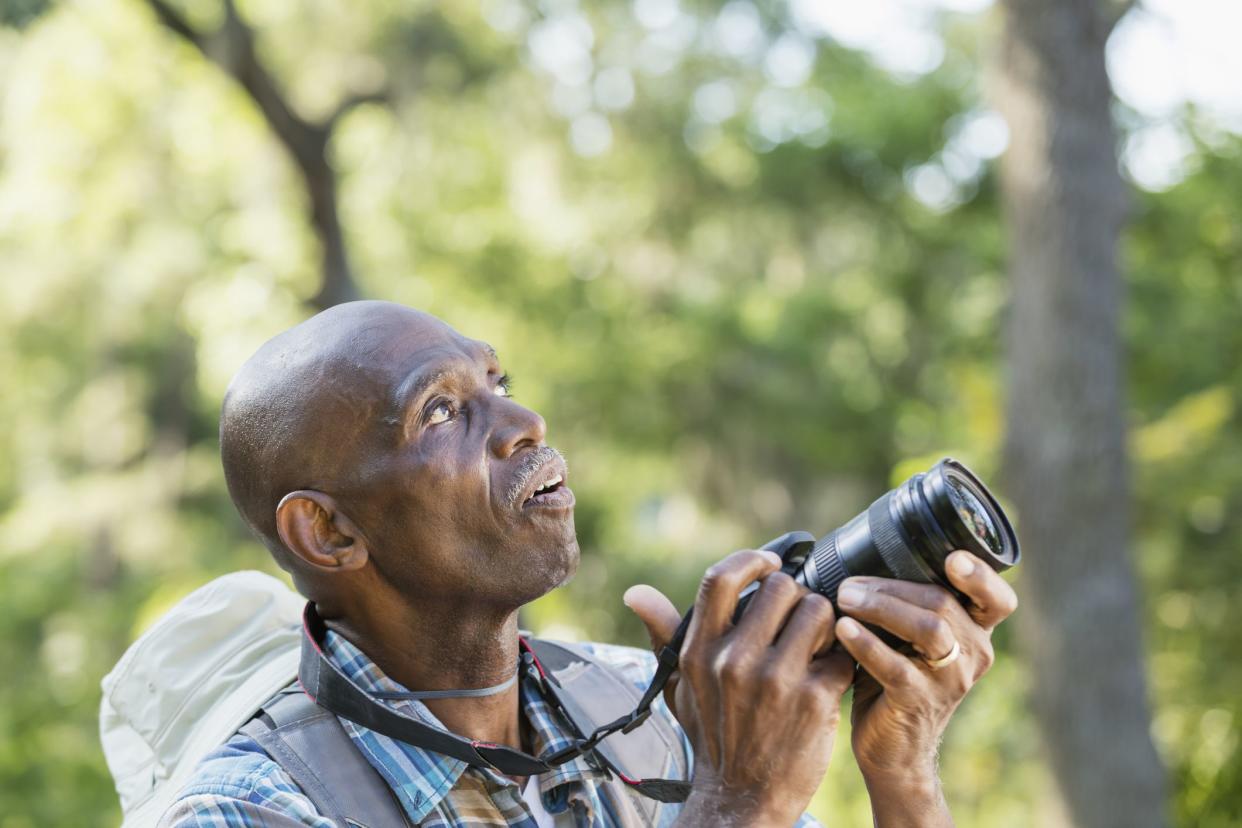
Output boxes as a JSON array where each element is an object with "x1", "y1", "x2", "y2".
[{"x1": 625, "y1": 549, "x2": 855, "y2": 828}]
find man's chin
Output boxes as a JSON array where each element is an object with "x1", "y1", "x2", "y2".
[
  {"x1": 513, "y1": 537, "x2": 580, "y2": 606},
  {"x1": 550, "y1": 541, "x2": 580, "y2": 589},
  {"x1": 540, "y1": 537, "x2": 581, "y2": 589}
]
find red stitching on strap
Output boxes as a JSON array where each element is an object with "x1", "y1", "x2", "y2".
[
  {"x1": 296, "y1": 677, "x2": 318, "y2": 705},
  {"x1": 302, "y1": 604, "x2": 325, "y2": 656}
]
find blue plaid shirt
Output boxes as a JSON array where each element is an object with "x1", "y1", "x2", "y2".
[{"x1": 159, "y1": 630, "x2": 823, "y2": 827}]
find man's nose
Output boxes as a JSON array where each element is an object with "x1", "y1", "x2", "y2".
[{"x1": 489, "y1": 400, "x2": 547, "y2": 458}]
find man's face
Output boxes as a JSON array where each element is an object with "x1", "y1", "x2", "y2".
[{"x1": 333, "y1": 315, "x2": 579, "y2": 610}]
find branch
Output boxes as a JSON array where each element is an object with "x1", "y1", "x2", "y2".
[
  {"x1": 143, "y1": 0, "x2": 360, "y2": 309},
  {"x1": 144, "y1": 0, "x2": 325, "y2": 170},
  {"x1": 323, "y1": 88, "x2": 391, "y2": 132},
  {"x1": 217, "y1": 0, "x2": 326, "y2": 170},
  {"x1": 144, "y1": 0, "x2": 205, "y2": 50}
]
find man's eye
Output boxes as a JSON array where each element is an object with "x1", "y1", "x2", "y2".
[
  {"x1": 494, "y1": 373, "x2": 513, "y2": 398},
  {"x1": 427, "y1": 402, "x2": 454, "y2": 425}
]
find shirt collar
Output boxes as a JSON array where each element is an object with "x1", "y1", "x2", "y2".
[{"x1": 320, "y1": 629, "x2": 605, "y2": 821}]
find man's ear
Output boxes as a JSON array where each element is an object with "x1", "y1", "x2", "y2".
[{"x1": 275, "y1": 490, "x2": 369, "y2": 572}]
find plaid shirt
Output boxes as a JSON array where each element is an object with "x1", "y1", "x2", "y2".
[{"x1": 159, "y1": 630, "x2": 823, "y2": 827}]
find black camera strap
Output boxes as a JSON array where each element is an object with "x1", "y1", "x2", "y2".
[{"x1": 297, "y1": 603, "x2": 693, "y2": 803}]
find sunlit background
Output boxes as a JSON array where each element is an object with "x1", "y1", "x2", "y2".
[{"x1": 1, "y1": 0, "x2": 1238, "y2": 825}]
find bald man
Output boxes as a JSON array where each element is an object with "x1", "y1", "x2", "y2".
[{"x1": 161, "y1": 301, "x2": 1017, "y2": 827}]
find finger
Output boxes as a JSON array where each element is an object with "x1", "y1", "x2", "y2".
[
  {"x1": 623, "y1": 585, "x2": 687, "y2": 718},
  {"x1": 732, "y1": 571, "x2": 806, "y2": 648},
  {"x1": 808, "y1": 649, "x2": 855, "y2": 698},
  {"x1": 835, "y1": 617, "x2": 922, "y2": 696},
  {"x1": 840, "y1": 576, "x2": 969, "y2": 619},
  {"x1": 836, "y1": 581, "x2": 957, "y2": 659},
  {"x1": 623, "y1": 584, "x2": 682, "y2": 653},
  {"x1": 774, "y1": 592, "x2": 838, "y2": 663},
  {"x1": 944, "y1": 551, "x2": 1019, "y2": 630},
  {"x1": 690, "y1": 549, "x2": 783, "y2": 642}
]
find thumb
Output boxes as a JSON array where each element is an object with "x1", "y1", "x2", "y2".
[{"x1": 623, "y1": 584, "x2": 682, "y2": 653}]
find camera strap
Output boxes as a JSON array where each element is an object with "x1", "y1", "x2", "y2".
[{"x1": 297, "y1": 603, "x2": 693, "y2": 803}]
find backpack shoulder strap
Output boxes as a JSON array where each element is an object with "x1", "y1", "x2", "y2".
[
  {"x1": 526, "y1": 640, "x2": 690, "y2": 826},
  {"x1": 240, "y1": 688, "x2": 412, "y2": 828}
]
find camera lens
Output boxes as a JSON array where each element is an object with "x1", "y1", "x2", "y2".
[
  {"x1": 793, "y1": 458, "x2": 1019, "y2": 605},
  {"x1": 946, "y1": 474, "x2": 1002, "y2": 558}
]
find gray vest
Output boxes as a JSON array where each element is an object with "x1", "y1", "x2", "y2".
[{"x1": 239, "y1": 639, "x2": 689, "y2": 828}]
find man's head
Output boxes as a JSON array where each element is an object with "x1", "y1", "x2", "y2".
[{"x1": 220, "y1": 301, "x2": 578, "y2": 616}]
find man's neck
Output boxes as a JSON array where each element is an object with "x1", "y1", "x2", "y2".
[{"x1": 324, "y1": 596, "x2": 527, "y2": 751}]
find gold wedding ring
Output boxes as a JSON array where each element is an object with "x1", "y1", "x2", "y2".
[{"x1": 922, "y1": 639, "x2": 961, "y2": 671}]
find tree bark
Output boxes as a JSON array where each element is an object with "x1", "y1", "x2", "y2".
[
  {"x1": 144, "y1": 0, "x2": 364, "y2": 310},
  {"x1": 993, "y1": 1, "x2": 1167, "y2": 826}
]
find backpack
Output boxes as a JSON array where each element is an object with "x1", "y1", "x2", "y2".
[
  {"x1": 100, "y1": 572, "x2": 687, "y2": 827},
  {"x1": 100, "y1": 572, "x2": 305, "y2": 828}
]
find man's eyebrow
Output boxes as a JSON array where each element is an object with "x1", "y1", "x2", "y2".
[
  {"x1": 481, "y1": 343, "x2": 499, "y2": 364},
  {"x1": 393, "y1": 369, "x2": 451, "y2": 419}
]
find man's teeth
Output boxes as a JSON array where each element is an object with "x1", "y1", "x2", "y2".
[{"x1": 534, "y1": 474, "x2": 563, "y2": 494}]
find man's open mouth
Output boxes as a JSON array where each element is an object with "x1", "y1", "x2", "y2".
[
  {"x1": 510, "y1": 447, "x2": 574, "y2": 511},
  {"x1": 524, "y1": 472, "x2": 567, "y2": 506}
]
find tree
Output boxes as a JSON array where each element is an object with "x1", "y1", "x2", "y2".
[
  {"x1": 993, "y1": 1, "x2": 1167, "y2": 825},
  {"x1": 7, "y1": 1, "x2": 1239, "y2": 824}
]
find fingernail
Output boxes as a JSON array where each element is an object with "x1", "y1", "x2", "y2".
[
  {"x1": 837, "y1": 583, "x2": 865, "y2": 609},
  {"x1": 949, "y1": 554, "x2": 975, "y2": 578},
  {"x1": 838, "y1": 618, "x2": 861, "y2": 640},
  {"x1": 622, "y1": 585, "x2": 643, "y2": 609},
  {"x1": 761, "y1": 551, "x2": 782, "y2": 567}
]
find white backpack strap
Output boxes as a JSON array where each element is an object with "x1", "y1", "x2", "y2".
[{"x1": 240, "y1": 689, "x2": 413, "y2": 828}]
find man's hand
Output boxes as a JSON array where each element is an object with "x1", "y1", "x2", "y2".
[
  {"x1": 833, "y1": 550, "x2": 1018, "y2": 827},
  {"x1": 626, "y1": 550, "x2": 855, "y2": 828}
]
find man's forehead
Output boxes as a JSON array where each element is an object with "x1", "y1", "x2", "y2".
[
  {"x1": 385, "y1": 334, "x2": 499, "y2": 401},
  {"x1": 382, "y1": 328, "x2": 496, "y2": 369}
]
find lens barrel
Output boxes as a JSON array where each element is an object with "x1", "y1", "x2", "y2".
[{"x1": 794, "y1": 458, "x2": 1019, "y2": 604}]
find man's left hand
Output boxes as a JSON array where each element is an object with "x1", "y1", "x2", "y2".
[{"x1": 833, "y1": 550, "x2": 1018, "y2": 809}]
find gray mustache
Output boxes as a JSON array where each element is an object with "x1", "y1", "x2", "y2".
[{"x1": 505, "y1": 446, "x2": 565, "y2": 508}]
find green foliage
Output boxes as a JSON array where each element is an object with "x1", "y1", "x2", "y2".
[
  {"x1": 0, "y1": 1, "x2": 1236, "y2": 825},
  {"x1": 0, "y1": 0, "x2": 49, "y2": 29},
  {"x1": 1127, "y1": 141, "x2": 1242, "y2": 827}
]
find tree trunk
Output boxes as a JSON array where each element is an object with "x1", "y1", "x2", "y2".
[{"x1": 992, "y1": 2, "x2": 1167, "y2": 826}]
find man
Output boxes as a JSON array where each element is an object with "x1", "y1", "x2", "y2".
[{"x1": 162, "y1": 301, "x2": 1017, "y2": 827}]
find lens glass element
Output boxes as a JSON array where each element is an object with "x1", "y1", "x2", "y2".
[{"x1": 946, "y1": 475, "x2": 1002, "y2": 557}]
